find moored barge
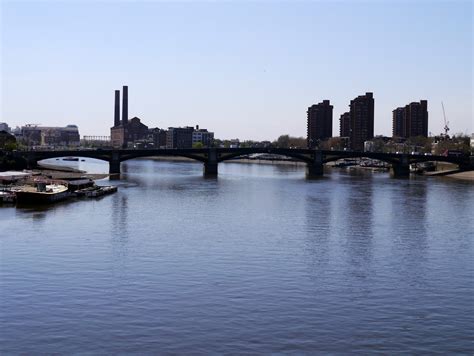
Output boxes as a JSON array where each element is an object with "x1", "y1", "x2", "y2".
[{"x1": 14, "y1": 181, "x2": 70, "y2": 204}]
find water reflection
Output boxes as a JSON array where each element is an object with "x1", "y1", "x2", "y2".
[
  {"x1": 389, "y1": 180, "x2": 429, "y2": 288},
  {"x1": 111, "y1": 194, "x2": 129, "y2": 240},
  {"x1": 344, "y1": 176, "x2": 374, "y2": 279},
  {"x1": 303, "y1": 188, "x2": 332, "y2": 276}
]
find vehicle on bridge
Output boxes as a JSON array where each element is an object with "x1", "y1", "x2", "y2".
[{"x1": 443, "y1": 150, "x2": 466, "y2": 158}]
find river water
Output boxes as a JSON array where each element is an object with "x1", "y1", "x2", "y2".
[{"x1": 1, "y1": 159, "x2": 473, "y2": 354}]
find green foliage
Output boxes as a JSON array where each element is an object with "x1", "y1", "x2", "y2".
[
  {"x1": 433, "y1": 136, "x2": 471, "y2": 155},
  {"x1": 3, "y1": 141, "x2": 18, "y2": 151},
  {"x1": 192, "y1": 142, "x2": 204, "y2": 149},
  {"x1": 274, "y1": 135, "x2": 306, "y2": 148},
  {"x1": 0, "y1": 154, "x2": 27, "y2": 171}
]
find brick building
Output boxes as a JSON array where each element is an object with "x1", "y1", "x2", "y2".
[
  {"x1": 392, "y1": 100, "x2": 428, "y2": 138},
  {"x1": 349, "y1": 92, "x2": 374, "y2": 151},
  {"x1": 166, "y1": 127, "x2": 194, "y2": 149},
  {"x1": 19, "y1": 124, "x2": 80, "y2": 147},
  {"x1": 307, "y1": 100, "x2": 333, "y2": 148},
  {"x1": 339, "y1": 112, "x2": 351, "y2": 138},
  {"x1": 110, "y1": 86, "x2": 150, "y2": 148}
]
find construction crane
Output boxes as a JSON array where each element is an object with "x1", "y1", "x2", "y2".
[{"x1": 441, "y1": 102, "x2": 450, "y2": 137}]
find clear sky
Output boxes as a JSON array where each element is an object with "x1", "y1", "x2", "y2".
[{"x1": 1, "y1": 0, "x2": 472, "y2": 140}]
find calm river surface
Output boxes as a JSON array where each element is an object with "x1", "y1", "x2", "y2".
[{"x1": 1, "y1": 159, "x2": 473, "y2": 354}]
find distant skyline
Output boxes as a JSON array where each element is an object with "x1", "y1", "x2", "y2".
[{"x1": 1, "y1": 1, "x2": 472, "y2": 140}]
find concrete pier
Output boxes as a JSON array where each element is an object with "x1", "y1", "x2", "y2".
[
  {"x1": 204, "y1": 148, "x2": 218, "y2": 177},
  {"x1": 203, "y1": 162, "x2": 218, "y2": 177},
  {"x1": 390, "y1": 154, "x2": 410, "y2": 178},
  {"x1": 306, "y1": 150, "x2": 324, "y2": 178},
  {"x1": 109, "y1": 151, "x2": 121, "y2": 175}
]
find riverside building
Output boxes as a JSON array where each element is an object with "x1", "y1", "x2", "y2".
[
  {"x1": 392, "y1": 100, "x2": 428, "y2": 138},
  {"x1": 339, "y1": 112, "x2": 351, "y2": 138},
  {"x1": 110, "y1": 86, "x2": 150, "y2": 148},
  {"x1": 192, "y1": 126, "x2": 214, "y2": 147},
  {"x1": 349, "y1": 92, "x2": 374, "y2": 151},
  {"x1": 0, "y1": 123, "x2": 11, "y2": 133},
  {"x1": 307, "y1": 100, "x2": 333, "y2": 148},
  {"x1": 18, "y1": 124, "x2": 80, "y2": 148},
  {"x1": 166, "y1": 127, "x2": 194, "y2": 149}
]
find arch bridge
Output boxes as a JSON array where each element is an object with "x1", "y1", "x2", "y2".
[{"x1": 12, "y1": 148, "x2": 473, "y2": 178}]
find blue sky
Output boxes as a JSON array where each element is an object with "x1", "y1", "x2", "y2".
[{"x1": 1, "y1": 0, "x2": 472, "y2": 140}]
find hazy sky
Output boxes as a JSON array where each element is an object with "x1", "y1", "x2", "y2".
[{"x1": 1, "y1": 0, "x2": 472, "y2": 140}]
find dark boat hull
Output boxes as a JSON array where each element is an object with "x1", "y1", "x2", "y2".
[{"x1": 15, "y1": 190, "x2": 70, "y2": 204}]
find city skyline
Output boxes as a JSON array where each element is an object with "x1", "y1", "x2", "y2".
[{"x1": 1, "y1": 1, "x2": 472, "y2": 140}]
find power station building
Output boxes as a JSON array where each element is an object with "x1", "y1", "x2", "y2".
[
  {"x1": 110, "y1": 86, "x2": 214, "y2": 148},
  {"x1": 111, "y1": 86, "x2": 149, "y2": 148}
]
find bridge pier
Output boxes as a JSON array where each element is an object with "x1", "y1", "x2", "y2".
[
  {"x1": 204, "y1": 162, "x2": 218, "y2": 177},
  {"x1": 109, "y1": 151, "x2": 121, "y2": 175},
  {"x1": 204, "y1": 148, "x2": 218, "y2": 177},
  {"x1": 306, "y1": 151, "x2": 324, "y2": 178},
  {"x1": 391, "y1": 155, "x2": 410, "y2": 178},
  {"x1": 306, "y1": 163, "x2": 324, "y2": 178}
]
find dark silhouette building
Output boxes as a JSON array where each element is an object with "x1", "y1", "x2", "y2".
[
  {"x1": 111, "y1": 86, "x2": 149, "y2": 148},
  {"x1": 149, "y1": 128, "x2": 168, "y2": 148},
  {"x1": 339, "y1": 112, "x2": 351, "y2": 138},
  {"x1": 166, "y1": 127, "x2": 194, "y2": 149},
  {"x1": 392, "y1": 107, "x2": 405, "y2": 137},
  {"x1": 307, "y1": 100, "x2": 333, "y2": 148},
  {"x1": 349, "y1": 92, "x2": 374, "y2": 151},
  {"x1": 392, "y1": 100, "x2": 428, "y2": 138},
  {"x1": 406, "y1": 100, "x2": 428, "y2": 138}
]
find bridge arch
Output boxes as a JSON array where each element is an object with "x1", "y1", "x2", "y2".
[
  {"x1": 324, "y1": 155, "x2": 398, "y2": 166},
  {"x1": 118, "y1": 152, "x2": 207, "y2": 163},
  {"x1": 37, "y1": 155, "x2": 111, "y2": 163},
  {"x1": 217, "y1": 151, "x2": 313, "y2": 164}
]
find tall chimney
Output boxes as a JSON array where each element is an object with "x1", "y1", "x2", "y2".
[
  {"x1": 122, "y1": 85, "x2": 128, "y2": 125},
  {"x1": 114, "y1": 90, "x2": 120, "y2": 127}
]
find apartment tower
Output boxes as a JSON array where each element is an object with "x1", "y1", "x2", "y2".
[{"x1": 307, "y1": 100, "x2": 333, "y2": 148}]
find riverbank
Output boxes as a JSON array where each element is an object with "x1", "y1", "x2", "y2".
[
  {"x1": 440, "y1": 170, "x2": 474, "y2": 182},
  {"x1": 33, "y1": 169, "x2": 109, "y2": 180}
]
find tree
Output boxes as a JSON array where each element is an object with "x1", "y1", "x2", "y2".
[
  {"x1": 275, "y1": 135, "x2": 290, "y2": 148},
  {"x1": 3, "y1": 141, "x2": 18, "y2": 151},
  {"x1": 288, "y1": 136, "x2": 306, "y2": 148},
  {"x1": 192, "y1": 142, "x2": 204, "y2": 149},
  {"x1": 405, "y1": 136, "x2": 432, "y2": 153},
  {"x1": 433, "y1": 134, "x2": 470, "y2": 155}
]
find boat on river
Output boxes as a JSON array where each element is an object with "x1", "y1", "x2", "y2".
[
  {"x1": 14, "y1": 181, "x2": 70, "y2": 204},
  {"x1": 74, "y1": 185, "x2": 117, "y2": 198},
  {"x1": 0, "y1": 191, "x2": 16, "y2": 203}
]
